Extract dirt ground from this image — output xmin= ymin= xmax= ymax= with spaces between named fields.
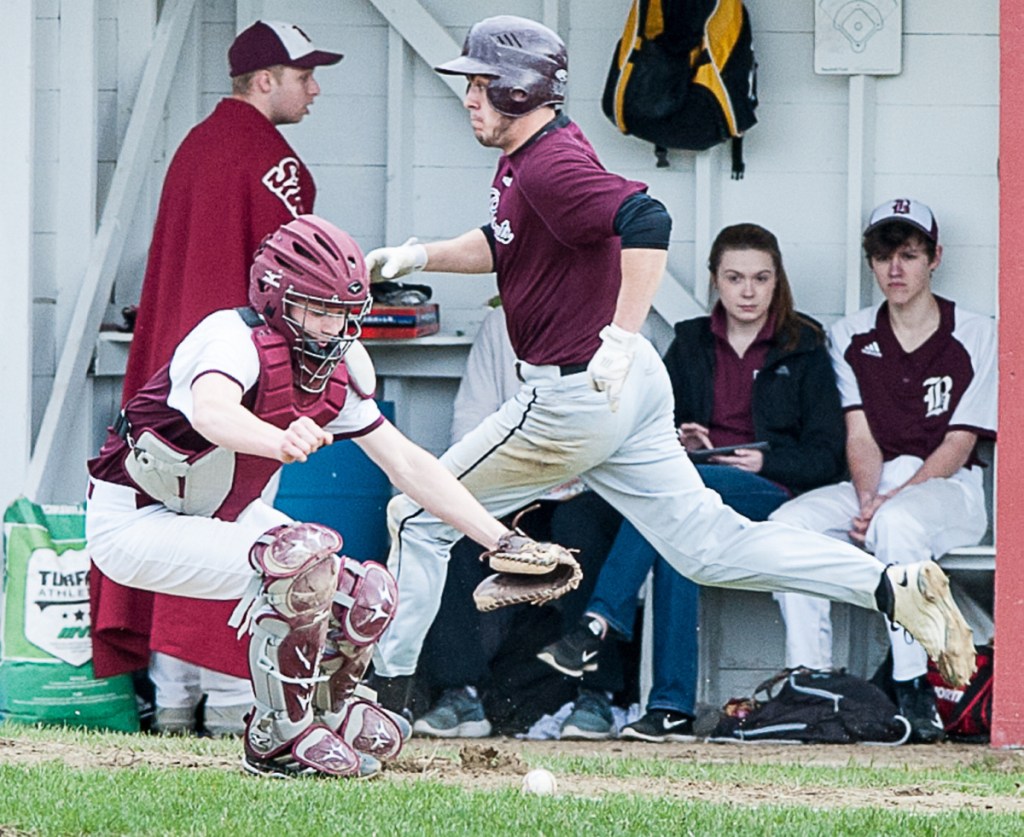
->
xmin=2 ymin=734 xmax=1023 ymax=814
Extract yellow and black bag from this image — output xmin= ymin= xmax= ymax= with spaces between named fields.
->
xmin=601 ymin=0 xmax=758 ymax=176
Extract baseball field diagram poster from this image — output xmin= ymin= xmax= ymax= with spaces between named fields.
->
xmin=814 ymin=0 xmax=902 ymax=75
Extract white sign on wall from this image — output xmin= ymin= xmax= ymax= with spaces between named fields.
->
xmin=814 ymin=0 xmax=902 ymax=75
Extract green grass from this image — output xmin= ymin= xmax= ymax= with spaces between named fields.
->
xmin=0 ymin=725 xmax=1021 ymax=835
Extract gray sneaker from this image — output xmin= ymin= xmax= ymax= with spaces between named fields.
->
xmin=886 ymin=562 xmax=975 ymax=687
xmin=560 ymin=688 xmax=614 ymax=740
xmin=203 ymin=703 xmax=249 ymax=738
xmin=153 ymin=706 xmax=196 ymax=736
xmin=412 ymin=687 xmax=492 ymax=738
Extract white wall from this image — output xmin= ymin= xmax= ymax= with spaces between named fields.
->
xmin=18 ymin=0 xmax=998 ymax=495
xmin=243 ymin=0 xmax=997 ymax=329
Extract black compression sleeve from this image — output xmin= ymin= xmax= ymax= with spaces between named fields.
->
xmin=614 ymin=192 xmax=672 ymax=250
xmin=480 ymin=223 xmax=497 ymax=265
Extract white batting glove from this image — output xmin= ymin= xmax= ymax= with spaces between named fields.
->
xmin=364 ymin=237 xmax=428 ymax=283
xmin=587 ymin=323 xmax=638 ymax=412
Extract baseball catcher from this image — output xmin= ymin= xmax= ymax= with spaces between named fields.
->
xmin=86 ymin=214 xmax=577 ymax=779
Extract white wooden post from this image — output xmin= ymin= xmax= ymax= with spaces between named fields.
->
xmin=0 ymin=4 xmax=34 ymax=511
xmin=845 ymin=74 xmax=876 ymax=316
xmin=57 ymin=2 xmax=97 ymax=349
xmin=114 ymin=1 xmax=158 ymax=315
xmin=693 ymin=149 xmax=719 ymax=310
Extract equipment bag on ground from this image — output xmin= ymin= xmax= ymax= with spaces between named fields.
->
xmin=602 ymin=0 xmax=758 ymax=175
xmin=709 ymin=668 xmax=911 ymax=744
xmin=926 ymin=644 xmax=993 ymax=742
xmin=0 ymin=497 xmax=138 ymax=731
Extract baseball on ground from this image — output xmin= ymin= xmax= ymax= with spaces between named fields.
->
xmin=521 ymin=768 xmax=558 ymax=795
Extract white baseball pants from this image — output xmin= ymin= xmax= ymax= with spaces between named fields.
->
xmin=374 ymin=338 xmax=893 ymax=677
xmin=86 ymin=478 xmax=290 ymax=599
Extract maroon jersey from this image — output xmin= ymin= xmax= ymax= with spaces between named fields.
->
xmin=489 ymin=115 xmax=647 ymax=366
xmin=829 ymin=297 xmax=997 ymax=465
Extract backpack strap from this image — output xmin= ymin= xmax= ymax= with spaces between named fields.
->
xmin=731 ymin=137 xmax=745 ymax=179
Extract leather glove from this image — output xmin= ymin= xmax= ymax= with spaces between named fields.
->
xmin=587 ymin=323 xmax=638 ymax=412
xmin=472 ymin=510 xmax=582 ymax=612
xmin=364 ymin=237 xmax=428 ymax=283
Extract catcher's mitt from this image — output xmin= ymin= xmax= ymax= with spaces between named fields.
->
xmin=472 ymin=514 xmax=582 ymax=612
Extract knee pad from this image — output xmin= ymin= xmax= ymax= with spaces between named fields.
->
xmin=250 ymin=523 xmax=344 ymax=623
xmin=314 ymin=559 xmax=397 ymax=718
xmin=330 ymin=558 xmax=398 ymax=646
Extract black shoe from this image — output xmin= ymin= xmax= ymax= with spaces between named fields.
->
xmin=536 ymin=617 xmax=604 ymax=677
xmin=893 ymin=676 xmax=945 ymax=743
xmin=620 ymin=710 xmax=696 ymax=743
xmin=366 ymin=673 xmax=415 ymax=723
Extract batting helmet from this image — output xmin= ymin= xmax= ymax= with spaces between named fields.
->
xmin=249 ymin=215 xmax=371 ymax=393
xmin=435 ymin=16 xmax=568 ymax=117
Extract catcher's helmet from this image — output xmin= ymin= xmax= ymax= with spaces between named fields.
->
xmin=249 ymin=215 xmax=371 ymax=394
xmin=435 ymin=16 xmax=567 ymax=117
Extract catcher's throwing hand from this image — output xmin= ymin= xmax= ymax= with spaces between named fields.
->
xmin=472 ymin=525 xmax=582 ymax=612
xmin=279 ymin=417 xmax=332 ymax=463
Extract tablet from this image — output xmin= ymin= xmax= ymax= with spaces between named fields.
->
xmin=687 ymin=441 xmax=771 ymax=464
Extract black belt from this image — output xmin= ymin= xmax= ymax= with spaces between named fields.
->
xmin=515 ymin=361 xmax=589 ymax=382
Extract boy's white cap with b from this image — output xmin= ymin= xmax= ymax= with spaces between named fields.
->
xmin=864 ymin=198 xmax=939 ymax=243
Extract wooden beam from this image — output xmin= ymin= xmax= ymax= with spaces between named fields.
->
xmin=693 ymin=148 xmax=718 ymax=310
xmin=25 ymin=0 xmax=198 ymax=502
xmin=0 ymin=4 xmax=33 ymax=511
xmin=992 ymin=1 xmax=1024 ymax=749
xmin=364 ymin=0 xmax=463 ymax=97
xmin=384 ymin=29 xmax=415 ymax=242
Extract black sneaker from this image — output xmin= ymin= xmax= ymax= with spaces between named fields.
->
xmin=536 ymin=617 xmax=604 ymax=677
xmin=893 ymin=676 xmax=945 ymax=744
xmin=620 ymin=710 xmax=696 ymax=743
xmin=366 ymin=673 xmax=415 ymax=723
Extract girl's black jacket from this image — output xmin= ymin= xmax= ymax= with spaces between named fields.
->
xmin=663 ymin=315 xmax=847 ymax=495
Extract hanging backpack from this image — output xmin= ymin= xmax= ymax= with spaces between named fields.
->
xmin=709 ymin=668 xmax=911 ymax=744
xmin=601 ymin=0 xmax=758 ymax=177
